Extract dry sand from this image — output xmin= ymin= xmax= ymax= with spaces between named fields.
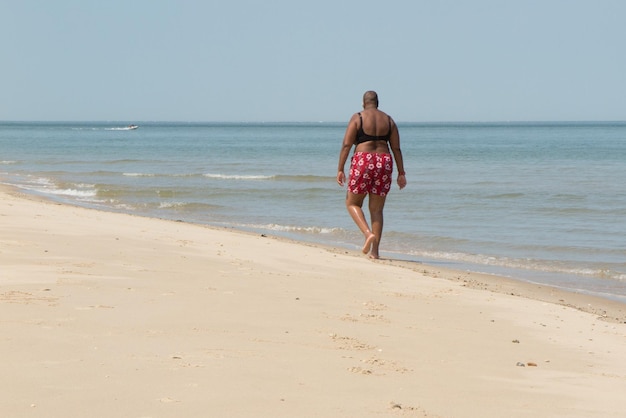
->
xmin=1 ymin=184 xmax=626 ymax=417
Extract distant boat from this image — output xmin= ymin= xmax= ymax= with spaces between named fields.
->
xmin=127 ymin=125 xmax=138 ymax=130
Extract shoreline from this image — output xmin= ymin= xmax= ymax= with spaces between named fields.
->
xmin=6 ymin=182 xmax=626 ymax=321
xmin=240 ymin=221 xmax=626 ymax=323
xmin=2 ymin=183 xmax=626 ymax=416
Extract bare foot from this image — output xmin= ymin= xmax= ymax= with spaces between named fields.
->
xmin=368 ymin=253 xmax=380 ymax=260
xmin=362 ymin=233 xmax=376 ymax=254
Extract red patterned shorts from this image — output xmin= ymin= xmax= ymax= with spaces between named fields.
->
xmin=348 ymin=152 xmax=393 ymax=196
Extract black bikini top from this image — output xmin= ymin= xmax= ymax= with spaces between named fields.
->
xmin=355 ymin=113 xmax=392 ymax=145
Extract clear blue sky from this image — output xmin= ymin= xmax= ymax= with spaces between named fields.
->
xmin=2 ymin=1 xmax=625 ymax=122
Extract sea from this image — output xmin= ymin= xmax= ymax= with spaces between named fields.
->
xmin=2 ymin=121 xmax=625 ymax=303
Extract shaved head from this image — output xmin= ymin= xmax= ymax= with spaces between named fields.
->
xmin=363 ymin=91 xmax=379 ymax=107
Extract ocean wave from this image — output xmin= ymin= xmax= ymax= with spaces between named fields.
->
xmin=50 ymin=188 xmax=98 ymax=198
xmin=123 ymin=172 xmax=209 ymax=178
xmin=18 ymin=181 xmax=98 ymax=199
xmin=239 ymin=223 xmax=342 ymax=235
xmin=274 ymin=174 xmax=333 ymax=182
xmin=202 ymin=173 xmax=333 ymax=182
xmin=123 ymin=172 xmax=157 ymax=177
xmin=486 ymin=192 xmax=525 ymax=199
xmin=104 ymin=159 xmax=146 ymax=164
xmin=57 ymin=183 xmax=102 ymax=200
xmin=28 ymin=178 xmax=99 ymax=199
xmin=1 ymin=160 xmax=17 ymax=165
xmin=405 ymin=249 xmax=626 ymax=281
xmin=158 ymin=201 xmax=188 ymax=209
xmin=267 ymin=224 xmax=342 ymax=234
xmin=152 ymin=201 xmax=223 ymax=211
xmin=117 ymin=172 xmax=334 ymax=182
xmin=203 ymin=173 xmax=276 ymax=180
xmin=95 ymin=187 xmax=192 ymax=199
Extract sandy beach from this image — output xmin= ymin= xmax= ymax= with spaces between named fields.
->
xmin=1 ymin=184 xmax=625 ymax=418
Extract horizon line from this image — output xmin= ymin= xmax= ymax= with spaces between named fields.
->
xmin=2 ymin=119 xmax=626 ymax=124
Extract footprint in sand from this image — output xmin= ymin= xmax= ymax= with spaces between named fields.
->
xmin=362 ymin=300 xmax=388 ymax=311
xmin=329 ymin=334 xmax=375 ymax=351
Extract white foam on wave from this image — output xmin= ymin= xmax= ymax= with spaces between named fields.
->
xmin=49 ymin=188 xmax=98 ymax=198
xmin=409 ymin=249 xmax=625 ymax=281
xmin=123 ymin=172 xmax=156 ymax=177
xmin=18 ymin=183 xmax=98 ymax=200
xmin=203 ymin=173 xmax=275 ymax=180
xmin=31 ymin=177 xmax=55 ymax=187
xmin=1 ymin=160 xmax=17 ymax=165
xmin=124 ymin=172 xmax=205 ymax=178
xmin=158 ymin=201 xmax=187 ymax=209
xmin=16 ymin=176 xmax=98 ymax=201
xmin=250 ymin=223 xmax=341 ymax=234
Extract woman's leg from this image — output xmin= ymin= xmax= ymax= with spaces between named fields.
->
xmin=345 ymin=192 xmax=377 ymax=254
xmin=368 ymin=194 xmax=386 ymax=259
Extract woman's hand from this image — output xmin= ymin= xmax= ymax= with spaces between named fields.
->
xmin=397 ymin=173 xmax=407 ymax=190
xmin=337 ymin=171 xmax=346 ymax=187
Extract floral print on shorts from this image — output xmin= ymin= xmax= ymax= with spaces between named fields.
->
xmin=348 ymin=152 xmax=393 ymax=196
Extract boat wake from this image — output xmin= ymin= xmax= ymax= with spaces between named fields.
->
xmin=106 ymin=125 xmax=138 ymax=131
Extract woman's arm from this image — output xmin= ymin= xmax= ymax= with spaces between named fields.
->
xmin=388 ymin=119 xmax=406 ymax=190
xmin=337 ymin=114 xmax=359 ymax=186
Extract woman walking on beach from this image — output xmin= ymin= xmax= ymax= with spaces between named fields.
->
xmin=336 ymin=91 xmax=406 ymax=259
